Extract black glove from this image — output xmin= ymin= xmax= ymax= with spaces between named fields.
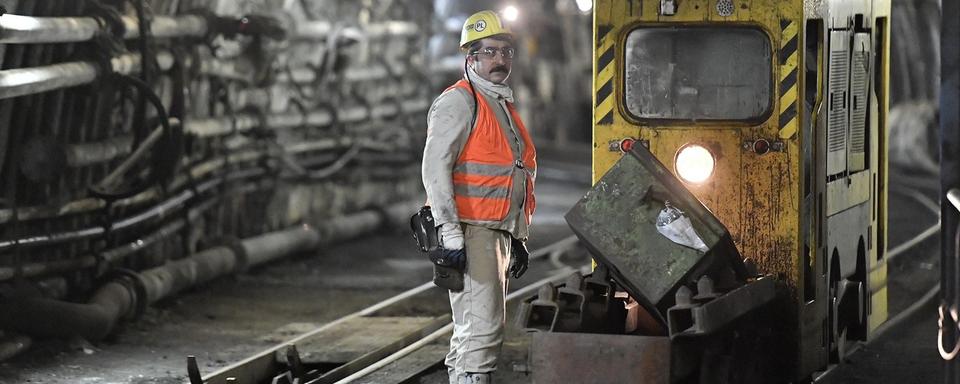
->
xmin=430 ymin=248 xmax=466 ymax=271
xmin=430 ymin=248 xmax=466 ymax=291
xmin=509 ymin=238 xmax=529 ymax=278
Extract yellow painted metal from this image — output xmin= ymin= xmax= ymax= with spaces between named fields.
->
xmin=592 ymin=0 xmax=891 ymax=377
xmin=594 ymin=0 xmax=802 ymax=297
xmin=869 ymin=0 xmax=892 ymax=339
xmin=826 ymin=171 xmax=871 ymax=216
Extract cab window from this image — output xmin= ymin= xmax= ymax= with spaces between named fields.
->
xmin=624 ymin=27 xmax=772 ymax=121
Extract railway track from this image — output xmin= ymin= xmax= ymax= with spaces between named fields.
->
xmin=183 ymin=178 xmax=941 ymax=384
xmin=186 ymin=235 xmax=586 ymax=384
xmin=814 ymin=184 xmax=942 ymax=382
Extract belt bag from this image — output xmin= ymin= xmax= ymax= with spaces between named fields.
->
xmin=410 ymin=206 xmax=464 ymax=291
xmin=410 ymin=206 xmax=440 ymax=253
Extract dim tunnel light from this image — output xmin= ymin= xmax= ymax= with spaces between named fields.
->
xmin=675 ymin=144 xmax=715 ymax=184
xmin=576 ymin=0 xmax=594 ymax=13
xmin=502 ymin=6 xmax=520 ymax=22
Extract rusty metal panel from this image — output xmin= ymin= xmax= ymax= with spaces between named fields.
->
xmin=530 ymin=332 xmax=670 ymax=384
xmin=668 ymin=276 xmax=777 ymax=337
xmin=565 ymin=145 xmax=744 ymax=324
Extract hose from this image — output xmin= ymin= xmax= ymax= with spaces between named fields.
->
xmin=0 ymin=201 xmax=420 ymax=342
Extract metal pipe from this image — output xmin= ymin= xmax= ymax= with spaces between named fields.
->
xmin=184 ymin=98 xmax=427 ymax=137
xmin=0 ymin=49 xmax=259 ymax=100
xmin=277 ymin=62 xmax=407 ymax=84
xmin=0 ymin=15 xmax=412 ymax=45
xmin=0 ymin=279 xmax=136 ymax=340
xmin=241 ymin=225 xmax=321 ymax=267
xmin=95 ymin=124 xmax=166 ymax=189
xmin=293 ymin=21 xmax=418 ymax=41
xmin=0 ymin=51 xmax=174 ymax=100
xmin=0 ymin=167 xmax=264 ymax=251
xmin=0 ymin=148 xmax=267 ymax=224
xmin=0 ymin=14 xmax=208 ymax=44
xmin=0 ymin=191 xmax=229 ymax=282
xmin=64 ymin=133 xmax=133 ymax=167
xmin=0 ymin=133 xmax=414 ymax=225
xmin=0 ymin=201 xmax=420 ymax=342
xmin=139 ymin=246 xmax=238 ymax=303
xmin=433 ymin=55 xmax=463 ymax=74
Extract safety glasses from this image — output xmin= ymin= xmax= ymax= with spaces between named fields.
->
xmin=471 ymin=46 xmax=516 ymax=59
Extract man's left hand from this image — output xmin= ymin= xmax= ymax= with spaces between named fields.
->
xmin=509 ymin=238 xmax=529 ymax=278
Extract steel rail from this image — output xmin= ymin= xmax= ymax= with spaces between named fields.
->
xmin=815 ymin=183 xmax=943 ymax=382
xmin=198 ymin=236 xmax=581 ymax=383
xmin=335 ymin=264 xmax=591 ymax=384
xmin=880 ymin=187 xmax=942 ymax=267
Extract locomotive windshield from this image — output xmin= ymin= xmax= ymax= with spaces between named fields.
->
xmin=624 ymin=27 xmax=772 ymax=122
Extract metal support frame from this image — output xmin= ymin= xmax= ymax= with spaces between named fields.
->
xmin=943 ymin=0 xmax=960 ymax=380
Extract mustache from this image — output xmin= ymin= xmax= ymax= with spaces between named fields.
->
xmin=490 ymin=66 xmax=509 ymax=74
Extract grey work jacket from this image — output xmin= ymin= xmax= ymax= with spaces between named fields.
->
xmin=422 ymin=76 xmax=530 ymax=240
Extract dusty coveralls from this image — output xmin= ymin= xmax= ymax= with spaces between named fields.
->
xmin=422 ymin=66 xmax=534 ymax=378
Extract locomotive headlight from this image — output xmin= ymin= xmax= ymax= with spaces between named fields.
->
xmin=675 ymin=144 xmax=715 ymax=184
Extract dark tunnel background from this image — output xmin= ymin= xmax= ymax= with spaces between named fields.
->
xmin=0 ymin=0 xmax=945 ymax=377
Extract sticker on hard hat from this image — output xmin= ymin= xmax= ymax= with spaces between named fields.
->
xmin=474 ymin=20 xmax=487 ymax=32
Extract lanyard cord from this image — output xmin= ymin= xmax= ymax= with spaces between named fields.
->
xmin=463 ymin=57 xmax=479 ymax=130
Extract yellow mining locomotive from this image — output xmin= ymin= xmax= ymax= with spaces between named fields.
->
xmin=591 ymin=0 xmax=891 ymax=380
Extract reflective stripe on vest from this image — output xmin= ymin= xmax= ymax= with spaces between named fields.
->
xmin=447 ymin=79 xmax=537 ymax=223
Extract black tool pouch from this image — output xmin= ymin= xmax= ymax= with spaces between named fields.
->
xmin=410 ymin=206 xmax=439 ymax=252
xmin=410 ymin=206 xmax=465 ymax=291
xmin=430 ymin=249 xmax=465 ymax=291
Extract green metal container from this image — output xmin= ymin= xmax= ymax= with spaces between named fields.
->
xmin=565 ymin=146 xmax=745 ymax=327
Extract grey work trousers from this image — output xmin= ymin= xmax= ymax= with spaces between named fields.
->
xmin=445 ymin=224 xmax=512 ymax=377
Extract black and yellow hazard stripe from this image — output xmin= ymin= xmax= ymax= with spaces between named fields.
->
xmin=778 ymin=18 xmax=799 ymax=139
xmin=595 ymin=24 xmax=615 ymax=126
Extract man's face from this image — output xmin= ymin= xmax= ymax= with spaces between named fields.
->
xmin=468 ymin=37 xmax=514 ymax=84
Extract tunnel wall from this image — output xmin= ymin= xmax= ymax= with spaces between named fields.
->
xmin=888 ymin=0 xmax=942 ymax=173
xmin=0 ymin=0 xmax=430 ymax=305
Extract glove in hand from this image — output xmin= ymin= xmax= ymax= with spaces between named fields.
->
xmin=509 ymin=238 xmax=529 ymax=278
xmin=431 ymin=248 xmax=466 ymax=271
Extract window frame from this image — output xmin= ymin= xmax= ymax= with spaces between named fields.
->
xmin=619 ymin=23 xmax=776 ymax=126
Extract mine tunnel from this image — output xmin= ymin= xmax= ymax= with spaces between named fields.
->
xmin=0 ymin=0 xmax=956 ymax=383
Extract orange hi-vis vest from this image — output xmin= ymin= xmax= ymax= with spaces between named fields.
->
xmin=448 ymin=79 xmax=537 ymax=225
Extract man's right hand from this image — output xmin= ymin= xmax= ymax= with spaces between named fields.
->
xmin=440 ymin=223 xmax=464 ymax=250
